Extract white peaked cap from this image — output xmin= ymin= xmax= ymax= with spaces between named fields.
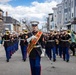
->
xmin=47 ymin=31 xmax=50 ymax=33
xmin=22 ymin=28 xmax=26 ymax=30
xmin=5 ymin=28 xmax=9 ymax=30
xmin=62 ymin=27 xmax=67 ymax=30
xmin=30 ymin=21 xmax=39 ymax=25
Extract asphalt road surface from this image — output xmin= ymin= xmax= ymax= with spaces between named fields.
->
xmin=0 ymin=45 xmax=76 ymax=75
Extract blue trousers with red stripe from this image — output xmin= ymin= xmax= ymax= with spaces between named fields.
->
xmin=59 ymin=46 xmax=63 ymax=58
xmin=20 ymin=45 xmax=27 ymax=60
xmin=45 ymin=47 xmax=52 ymax=60
xmin=62 ymin=47 xmax=70 ymax=61
xmin=29 ymin=56 xmax=41 ymax=75
xmin=45 ymin=46 xmax=56 ymax=60
xmin=4 ymin=46 xmax=11 ymax=61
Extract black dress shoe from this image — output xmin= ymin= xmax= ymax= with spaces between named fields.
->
xmin=73 ymin=54 xmax=75 ymax=56
xmin=66 ymin=60 xmax=69 ymax=62
xmin=63 ymin=59 xmax=65 ymax=61
xmin=23 ymin=59 xmax=26 ymax=62
xmin=53 ymin=59 xmax=56 ymax=62
xmin=6 ymin=60 xmax=9 ymax=62
xmin=49 ymin=58 xmax=51 ymax=60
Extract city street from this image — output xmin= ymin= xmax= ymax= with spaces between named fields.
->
xmin=0 ymin=45 xmax=76 ymax=75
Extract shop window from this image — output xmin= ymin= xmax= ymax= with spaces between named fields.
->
xmin=72 ymin=13 xmax=73 ymax=17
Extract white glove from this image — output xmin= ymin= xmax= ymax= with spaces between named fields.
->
xmin=27 ymin=35 xmax=37 ymax=42
xmin=31 ymin=35 xmax=37 ymax=39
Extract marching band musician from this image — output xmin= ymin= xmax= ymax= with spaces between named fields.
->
xmin=13 ymin=32 xmax=19 ymax=51
xmin=27 ymin=21 xmax=44 ymax=75
xmin=61 ymin=28 xmax=71 ymax=62
xmin=9 ymin=33 xmax=15 ymax=57
xmin=2 ymin=28 xmax=11 ymax=62
xmin=59 ymin=29 xmax=64 ymax=58
xmin=54 ymin=30 xmax=60 ymax=56
xmin=45 ymin=29 xmax=56 ymax=62
xmin=19 ymin=28 xmax=28 ymax=61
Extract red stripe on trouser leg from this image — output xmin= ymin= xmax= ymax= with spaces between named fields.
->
xmin=40 ymin=66 xmax=41 ymax=75
xmin=30 ymin=67 xmax=32 ymax=75
xmin=35 ymin=66 xmax=41 ymax=75
xmin=30 ymin=67 xmax=35 ymax=75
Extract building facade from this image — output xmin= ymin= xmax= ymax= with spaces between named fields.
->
xmin=47 ymin=13 xmax=54 ymax=31
xmin=53 ymin=0 xmax=76 ymax=32
xmin=3 ymin=16 xmax=21 ymax=33
xmin=57 ymin=3 xmax=63 ymax=30
xmin=0 ymin=9 xmax=4 ymax=34
xmin=62 ymin=0 xmax=71 ymax=29
xmin=62 ymin=0 xmax=76 ymax=31
xmin=52 ymin=7 xmax=58 ymax=29
xmin=53 ymin=2 xmax=63 ymax=30
xmin=71 ymin=0 xmax=76 ymax=31
xmin=0 ymin=9 xmax=21 ymax=33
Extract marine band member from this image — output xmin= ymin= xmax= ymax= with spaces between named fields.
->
xmin=27 ymin=21 xmax=44 ymax=75
xmin=45 ymin=29 xmax=56 ymax=62
xmin=19 ymin=28 xmax=28 ymax=61
xmin=2 ymin=28 xmax=10 ymax=62
xmin=61 ymin=28 xmax=71 ymax=62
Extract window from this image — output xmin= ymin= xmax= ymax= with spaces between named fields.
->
xmin=64 ymin=9 xmax=68 ymax=13
xmin=72 ymin=13 xmax=73 ymax=17
xmin=68 ymin=7 xmax=70 ymax=11
xmin=59 ymin=11 xmax=61 ymax=13
xmin=71 ymin=1 xmax=73 ymax=7
xmin=65 ymin=2 xmax=67 ymax=7
xmin=65 ymin=13 xmax=67 ymax=21
xmin=75 ymin=0 xmax=76 ymax=6
xmin=4 ymin=18 xmax=6 ymax=22
xmin=69 ymin=12 xmax=71 ymax=19
xmin=60 ymin=21 xmax=61 ymax=24
xmin=51 ymin=26 xmax=52 ymax=29
xmin=69 ymin=2 xmax=71 ymax=6
xmin=65 ymin=18 xmax=67 ymax=21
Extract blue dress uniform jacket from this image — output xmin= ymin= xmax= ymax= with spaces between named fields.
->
xmin=2 ymin=35 xmax=10 ymax=47
xmin=28 ymin=31 xmax=43 ymax=58
xmin=19 ymin=34 xmax=28 ymax=46
xmin=19 ymin=33 xmax=28 ymax=61
xmin=61 ymin=34 xmax=71 ymax=47
xmin=45 ymin=34 xmax=56 ymax=61
xmin=2 ymin=34 xmax=11 ymax=62
xmin=61 ymin=34 xmax=71 ymax=62
xmin=55 ymin=34 xmax=60 ymax=56
xmin=59 ymin=34 xmax=63 ymax=58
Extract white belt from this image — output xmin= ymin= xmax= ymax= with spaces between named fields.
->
xmin=34 ymin=45 xmax=41 ymax=48
xmin=4 ymin=40 xmax=10 ymax=41
xmin=47 ymin=40 xmax=55 ymax=42
xmin=20 ymin=39 xmax=25 ymax=40
xmin=61 ymin=40 xmax=69 ymax=42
